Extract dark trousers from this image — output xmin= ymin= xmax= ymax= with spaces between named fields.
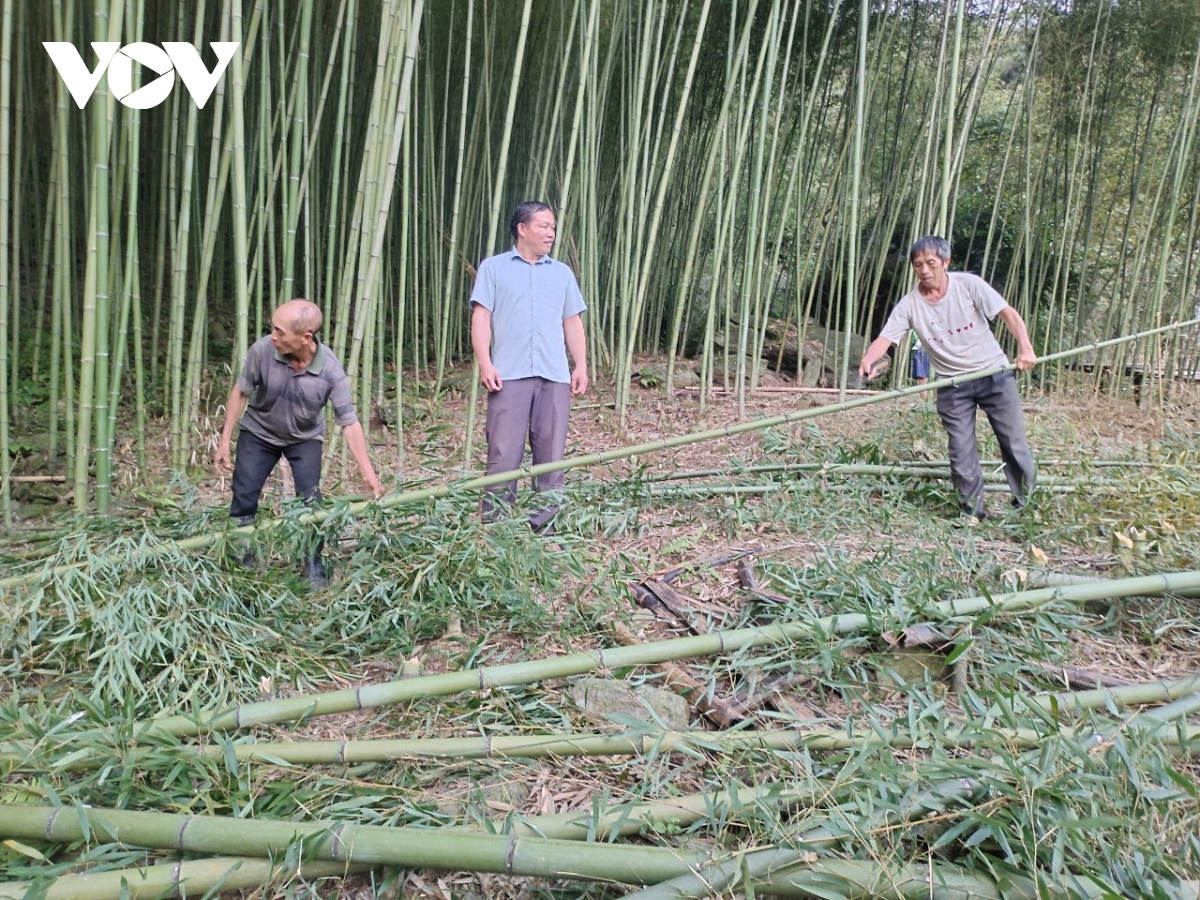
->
xmin=229 ymin=429 xmax=323 ymax=523
xmin=936 ymin=371 xmax=1035 ymax=516
xmin=482 ymin=377 xmax=571 ymax=533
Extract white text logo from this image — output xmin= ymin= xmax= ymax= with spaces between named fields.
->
xmin=43 ymin=42 xmax=240 ymax=109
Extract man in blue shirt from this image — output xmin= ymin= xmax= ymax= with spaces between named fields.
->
xmin=470 ymin=201 xmax=589 ymax=533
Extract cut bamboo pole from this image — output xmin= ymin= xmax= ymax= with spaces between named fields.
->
xmin=0 ymin=804 xmax=1131 ymax=898
xmin=628 ymin=778 xmax=985 ymax=900
xmin=8 ymin=675 xmax=1198 ymax=770
xmin=26 ymin=575 xmax=1200 ymax=744
xmin=9 ymin=717 xmax=1197 ymax=772
xmin=0 ymin=857 xmax=365 ymax=900
xmin=0 ymin=803 xmax=712 ymax=888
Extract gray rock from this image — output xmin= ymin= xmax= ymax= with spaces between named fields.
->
xmin=571 ymin=678 xmax=690 ymax=730
xmin=636 ymin=362 xmax=701 ymax=389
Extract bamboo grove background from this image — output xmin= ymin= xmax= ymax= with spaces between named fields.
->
xmin=0 ymin=0 xmax=1199 ymax=520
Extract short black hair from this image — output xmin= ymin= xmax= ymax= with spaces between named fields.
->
xmin=909 ymin=235 xmax=951 ymax=262
xmin=510 ymin=200 xmax=553 ymax=241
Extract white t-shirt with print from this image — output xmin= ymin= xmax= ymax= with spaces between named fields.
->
xmin=879 ymin=272 xmax=1009 ymax=378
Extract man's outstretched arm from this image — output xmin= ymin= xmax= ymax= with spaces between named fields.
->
xmin=858 ymin=336 xmax=895 ymax=379
xmin=215 ymin=385 xmax=249 ymax=472
xmin=342 ymin=421 xmax=384 ymax=498
xmin=997 ymin=307 xmax=1037 ymax=370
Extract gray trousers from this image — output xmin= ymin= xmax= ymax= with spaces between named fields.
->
xmin=482 ymin=377 xmax=571 ymax=533
xmin=936 ymin=371 xmax=1035 ymax=516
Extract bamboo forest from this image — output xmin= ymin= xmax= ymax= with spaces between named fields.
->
xmin=2 ymin=0 xmax=1200 ymax=897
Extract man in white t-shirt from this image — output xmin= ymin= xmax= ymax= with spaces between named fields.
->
xmin=858 ymin=236 xmax=1037 ymax=520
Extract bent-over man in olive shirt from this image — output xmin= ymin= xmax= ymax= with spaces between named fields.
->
xmin=470 ymin=201 xmax=589 ymax=534
xmin=216 ymin=298 xmax=384 ymax=587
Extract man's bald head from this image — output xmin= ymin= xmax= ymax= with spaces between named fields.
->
xmin=277 ymin=298 xmax=323 ymax=337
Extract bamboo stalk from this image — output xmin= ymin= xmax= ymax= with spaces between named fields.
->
xmin=10 ymin=717 xmax=1197 ymax=774
xmin=0 ymin=0 xmax=11 ymax=524
xmin=0 ymin=857 xmax=366 ymax=900
xmin=9 ymin=676 xmax=1197 ymax=770
xmin=0 ymin=803 xmax=1134 ymax=897
xmin=41 ymin=573 xmax=1200 ymax=742
xmin=629 ymin=778 xmax=985 ymax=900
xmin=0 ymin=803 xmax=712 ymax=887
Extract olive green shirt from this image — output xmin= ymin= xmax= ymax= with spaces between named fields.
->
xmin=236 ymin=336 xmax=357 ymax=446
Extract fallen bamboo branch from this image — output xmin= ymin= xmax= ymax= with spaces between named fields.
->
xmin=4 ymin=320 xmax=1197 ymax=591
xmin=1027 ymin=660 xmax=1136 ymax=690
xmin=648 ymin=545 xmax=762 ymax=584
xmin=634 ymin=578 xmax=709 ymax=634
xmin=627 ymin=779 xmax=985 ymax=900
xmin=28 ymin=570 xmax=1200 ymax=743
xmin=7 ymin=679 xmax=1199 ymax=769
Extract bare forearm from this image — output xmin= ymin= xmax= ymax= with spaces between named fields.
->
xmin=342 ymin=421 xmax=382 ymax=491
xmin=863 ymin=336 xmax=893 ymax=365
xmin=999 ymin=307 xmax=1033 ymax=351
xmin=220 ymin=387 xmax=248 ymax=440
xmin=471 ymin=306 xmax=493 ymax=367
xmin=563 ymin=315 xmax=587 ymax=369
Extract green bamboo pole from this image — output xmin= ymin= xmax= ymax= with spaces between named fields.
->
xmin=75 ymin=0 xmax=124 ymax=512
xmin=35 ymin=571 xmax=1200 ymax=742
xmin=650 ymin=459 xmax=1188 ymax=482
xmin=16 ymin=715 xmax=1198 ymax=773
xmin=228 ymin=0 xmax=252 ymax=371
xmin=4 ymin=0 xmax=18 ymax=423
xmin=462 ymin=0 xmax=532 ymax=465
xmin=616 ymin=0 xmax=713 ymax=420
xmin=0 ymin=858 xmax=365 ymax=900
xmin=0 ymin=803 xmax=712 ymax=888
xmin=839 ymin=0 xmax=868 ymax=399
xmin=1023 ymin=570 xmax=1200 ymax=600
xmin=104 ymin=0 xmax=145 ymax=479
xmin=628 ymin=778 xmax=986 ymax=900
xmin=0 ymin=804 xmax=1126 ymax=898
xmin=343 ymin=0 xmax=424 ymax=388
xmin=433 ymin=0 xmax=473 ymax=392
xmin=166 ymin=0 xmax=204 ymax=469
xmin=88 ymin=0 xmax=125 ymax=514
xmin=47 ymin=0 xmax=74 ymax=474
xmin=0 ymin=0 xmax=12 ymax=522
xmin=8 ymin=676 xmax=1196 ymax=770
xmin=1 ymin=319 xmax=1197 ymax=592
xmin=280 ymin=0 xmax=314 ymax=299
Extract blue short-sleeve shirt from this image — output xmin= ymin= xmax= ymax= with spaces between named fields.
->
xmin=470 ymin=248 xmax=587 ymax=383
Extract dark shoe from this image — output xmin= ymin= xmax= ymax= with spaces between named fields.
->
xmin=960 ymin=502 xmax=987 ymax=520
xmin=305 ymin=558 xmax=330 ymax=589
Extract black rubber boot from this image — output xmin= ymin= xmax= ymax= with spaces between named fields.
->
xmin=305 ymin=541 xmax=330 ymax=589
xmin=232 ymin=516 xmax=258 ymax=569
